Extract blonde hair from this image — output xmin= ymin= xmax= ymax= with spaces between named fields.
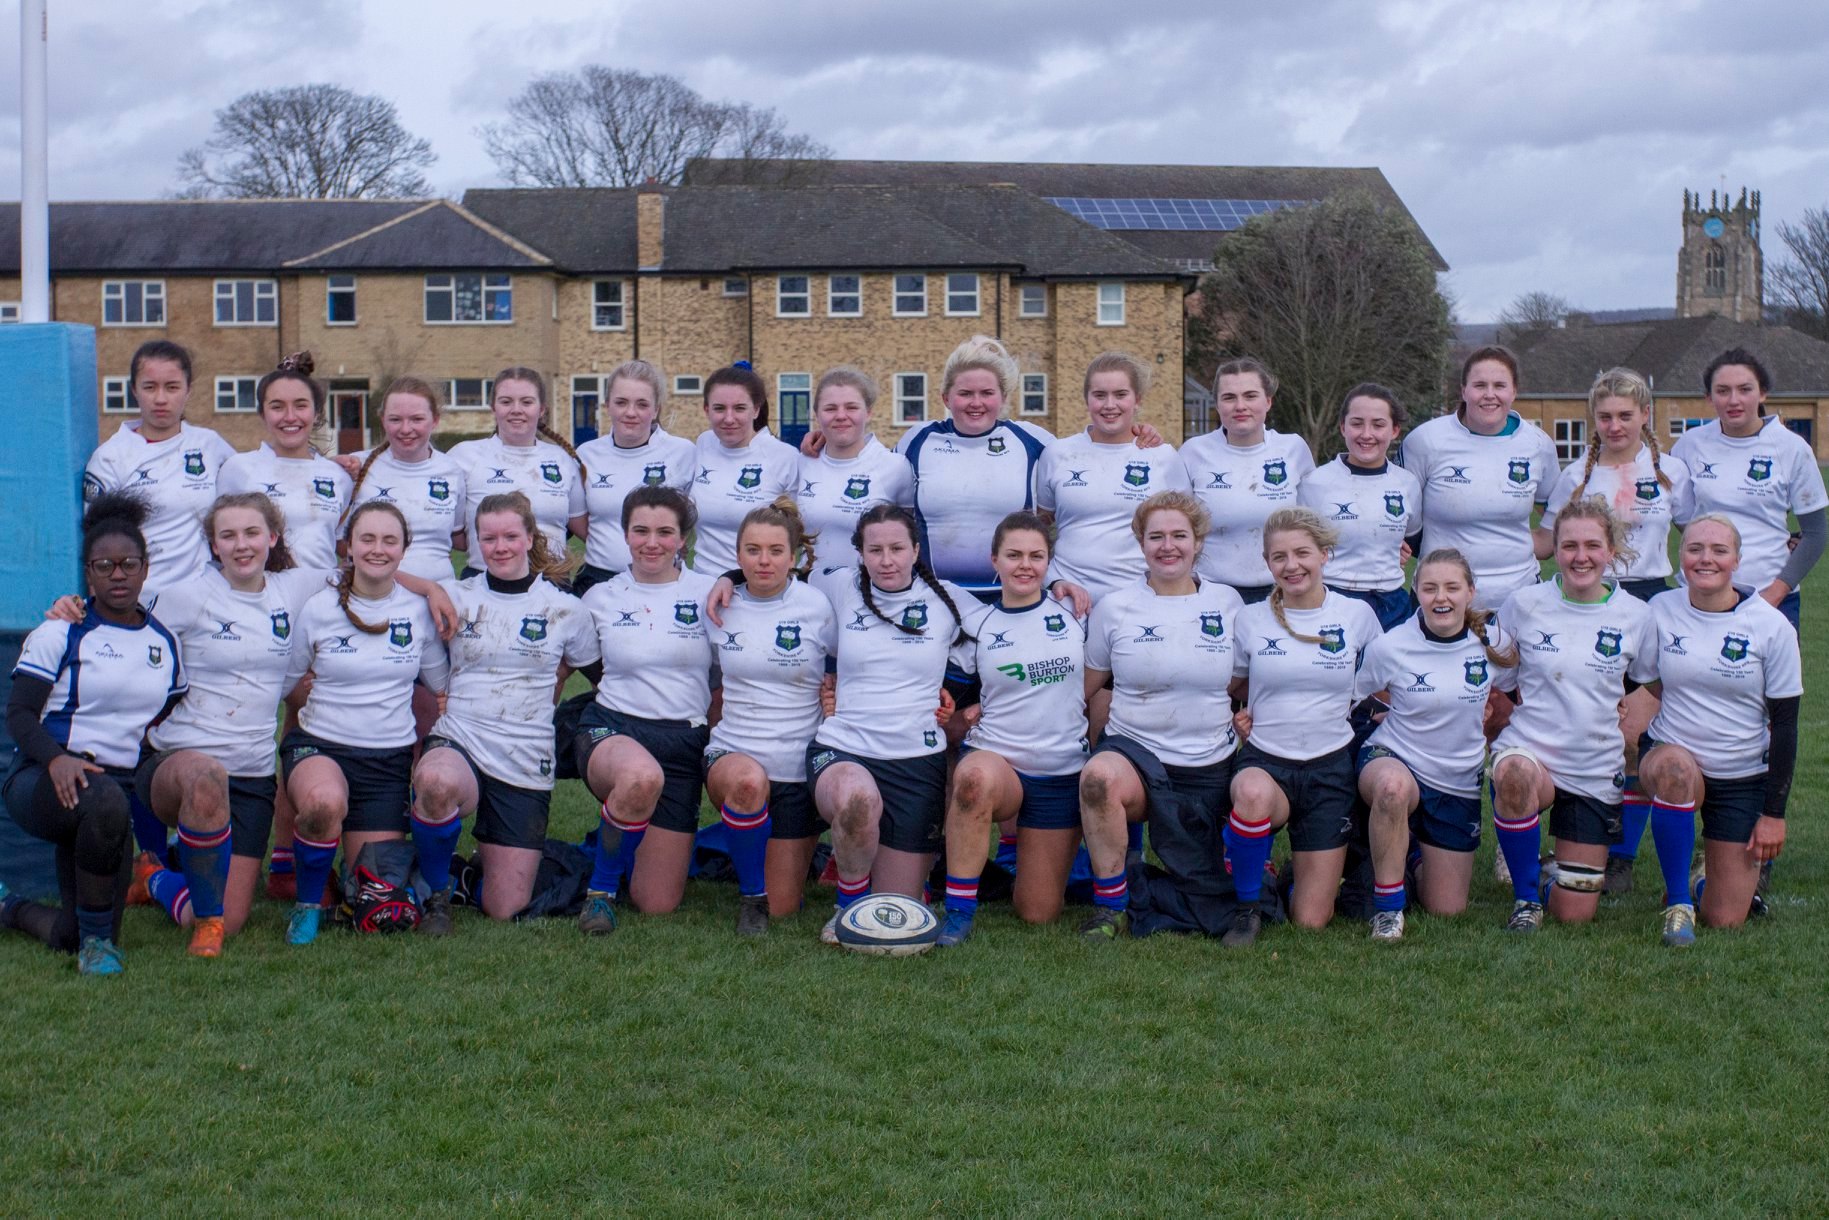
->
xmin=1129 ymin=490 xmax=1210 ymax=546
xmin=475 ymin=491 xmax=577 ymax=583
xmin=1415 ymin=548 xmax=1518 ymax=666
xmin=1682 ymin=513 xmax=1742 ymax=553
xmin=605 ymin=360 xmax=668 ymax=411
xmin=816 ymin=366 xmax=879 ymax=412
xmin=941 ymin=335 xmax=1019 ymax=404
xmin=1569 ymin=366 xmax=1669 ymax=501
xmin=1083 ymin=351 xmax=1150 ymax=399
xmin=1262 ymin=507 xmax=1337 ymax=645
xmin=1552 ymin=495 xmax=1639 ymax=571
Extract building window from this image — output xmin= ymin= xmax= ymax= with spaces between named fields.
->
xmin=570 ymin=375 xmax=605 ymax=435
xmin=1704 ymin=244 xmax=1726 ymax=293
xmin=776 ymin=275 xmax=811 ymax=317
xmin=1097 ymin=281 xmax=1126 ymax=326
xmin=778 ymin=372 xmax=812 ymax=436
xmin=592 ymin=280 xmax=627 ymax=330
xmin=214 ymin=376 xmax=259 ymax=414
xmin=1668 ymin=417 xmax=1710 ymax=439
xmin=326 ymin=275 xmax=357 ymax=325
xmin=425 ymin=274 xmax=512 ymax=324
xmin=0 ymin=301 xmax=20 ymax=323
xmin=828 ymin=274 xmax=861 ymax=317
xmin=103 ymin=377 xmax=132 ymax=414
xmin=894 ymin=274 xmax=927 ymax=317
xmin=722 ymin=277 xmax=748 ymax=297
xmin=1020 ymin=374 xmax=1048 ymax=416
xmin=1552 ymin=418 xmax=1586 ymax=464
xmin=102 ymin=280 xmax=165 ymax=327
xmin=894 ymin=373 xmax=928 ymax=425
xmin=1018 ymin=284 xmax=1047 ymax=318
xmin=673 ymin=374 xmax=703 ymax=396
xmin=447 ymin=378 xmax=494 ymax=410
xmin=945 ymin=273 xmax=981 ymax=316
xmin=214 ymin=279 xmax=277 ymax=326
xmin=1183 ymin=392 xmax=1216 ymax=439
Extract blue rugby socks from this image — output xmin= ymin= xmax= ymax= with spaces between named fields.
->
xmin=994 ymin=833 xmax=1018 ymax=872
xmin=76 ymin=904 xmax=113 ymax=946
xmin=411 ymin=811 xmax=463 ymax=895
xmin=148 ymin=867 xmax=191 ymax=925
xmin=176 ymin=821 xmax=230 ymax=919
xmin=1374 ymin=879 xmax=1406 ymax=913
xmin=1612 ymin=790 xmax=1652 ymax=862
xmin=1092 ymin=871 xmax=1128 ymax=912
xmin=835 ymin=872 xmax=870 ymax=911
xmin=1494 ymin=811 xmax=1543 ymax=903
xmin=1650 ymin=800 xmax=1697 ymax=907
xmin=720 ymin=802 xmax=771 ymax=899
xmin=589 ymin=804 xmax=647 ymax=898
xmin=944 ymin=874 xmax=979 ymax=917
xmin=1224 ymin=811 xmax=1274 ymax=904
xmin=129 ymin=792 xmax=168 ymax=859
xmin=293 ymin=833 xmax=339 ymax=911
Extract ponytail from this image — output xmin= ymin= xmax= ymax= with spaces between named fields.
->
xmin=739 ymin=495 xmax=819 ymax=580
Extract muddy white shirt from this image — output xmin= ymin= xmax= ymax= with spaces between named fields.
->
xmin=1359 ymin=613 xmax=1513 ymax=798
xmin=795 ymin=437 xmax=915 ymax=574
xmin=581 ymin=569 xmax=716 ymax=723
xmin=1036 ymin=432 xmax=1192 ymax=602
xmin=218 ymin=443 xmax=353 ymax=571
xmin=84 ymin=420 xmax=238 ymax=600
xmin=1647 ymin=588 xmax=1802 ymax=780
xmin=1179 ymin=429 xmax=1315 ymax=588
xmin=347 ymin=448 xmax=468 ymax=582
xmin=286 ymin=583 xmax=449 ymax=750
xmin=576 ymin=428 xmax=699 ymax=573
xmin=706 ymin=580 xmax=837 ymax=782
xmin=1233 ymin=591 xmax=1383 ymax=761
xmin=1541 ymin=446 xmax=1694 ymax=583
xmin=1088 ymin=578 xmax=1245 ymax=768
xmin=1297 ymin=456 xmax=1421 ymax=592
xmin=448 ymin=436 xmax=585 ymax=571
xmin=1672 ymin=417 xmax=1829 ymax=589
xmin=816 ymin=574 xmax=973 ymax=760
xmin=689 ymin=430 xmax=800 ymax=578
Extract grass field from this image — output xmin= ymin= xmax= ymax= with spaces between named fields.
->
xmin=2 ymin=583 xmax=1826 ymax=1216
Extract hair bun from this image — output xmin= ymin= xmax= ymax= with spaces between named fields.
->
xmin=278 ymin=351 xmax=316 ymax=378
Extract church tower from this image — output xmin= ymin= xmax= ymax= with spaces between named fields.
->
xmin=1677 ymin=187 xmax=1762 ymax=322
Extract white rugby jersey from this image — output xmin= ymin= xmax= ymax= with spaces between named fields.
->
xmin=1087 ymin=578 xmax=1245 ymax=768
xmin=1036 ymin=432 xmax=1193 ymax=602
xmin=286 ymin=584 xmax=449 ymax=750
xmin=1541 ymin=446 xmax=1694 ymax=583
xmin=1647 ymin=588 xmax=1802 ymax=779
xmin=1179 ymin=429 xmax=1315 ymax=588
xmin=1400 ymin=412 xmax=1559 ymax=609
xmin=795 ymin=438 xmax=916 ymax=576
xmin=13 ymin=607 xmax=185 ymax=770
xmin=1297 ymin=456 xmax=1421 ymax=592
xmin=576 ymin=429 xmax=698 ymax=573
xmin=1233 ymin=591 xmax=1383 ymax=761
xmin=706 ymin=580 xmax=836 ymax=782
xmin=688 ymin=430 xmax=800 ymax=578
xmin=218 ymin=444 xmax=353 ymax=571
xmin=816 ymin=574 xmax=974 ymax=760
xmin=83 ymin=421 xmax=238 ymax=600
xmin=347 ymin=448 xmax=467 ymax=582
xmin=1358 ymin=614 xmax=1513 ymax=798
xmin=1492 ymin=579 xmax=1657 ymax=802
xmin=146 ymin=566 xmax=332 ymax=776
xmin=899 ymin=419 xmax=1052 ymax=594
xmin=1672 ymin=417 xmax=1829 ymax=589
xmin=432 ymin=575 xmax=600 ymax=790
xmin=954 ymin=596 xmax=1089 ymax=776
xmin=581 ymin=569 xmax=716 ymax=724
xmin=448 ymin=436 xmax=586 ymax=570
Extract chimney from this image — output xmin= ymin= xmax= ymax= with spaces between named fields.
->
xmin=638 ymin=183 xmax=665 ymax=271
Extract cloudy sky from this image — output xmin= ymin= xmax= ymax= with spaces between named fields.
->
xmin=4 ymin=0 xmax=1825 ymax=319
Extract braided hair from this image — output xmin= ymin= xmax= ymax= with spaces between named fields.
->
xmin=204 ymin=492 xmax=297 ymax=573
xmin=850 ymin=504 xmax=973 ymax=645
xmin=342 ymin=376 xmax=444 ymax=529
xmin=1572 ymin=367 xmax=1669 ymax=501
xmin=1416 ymin=548 xmax=1518 ymax=666
xmin=335 ymin=501 xmax=412 ymax=634
xmin=1262 ymin=506 xmax=1338 ymax=646
xmin=475 ymin=491 xmax=576 ymax=583
xmin=494 ymin=367 xmax=589 ymax=482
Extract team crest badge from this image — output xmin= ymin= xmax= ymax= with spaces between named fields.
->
xmin=1317 ymin=625 xmax=1346 ymax=655
xmin=313 ymin=478 xmax=336 ymax=499
xmin=1200 ymin=612 xmax=1225 ymax=639
xmin=1635 ymin=478 xmax=1659 ymax=502
xmin=924 ymin=730 xmax=939 ymax=748
xmin=1263 ymin=459 xmax=1287 ymax=487
xmin=1748 ymin=457 xmax=1772 ymax=482
xmin=900 ymin=602 xmax=929 ymax=631
xmin=1123 ymin=462 xmax=1150 ymax=488
xmin=1044 ymin=613 xmax=1066 ymax=635
xmin=843 ymin=476 xmax=871 ymax=501
xmin=539 ymin=758 xmax=552 ymax=777
xmin=1594 ymin=628 xmax=1622 ymax=659
xmin=1383 ymin=492 xmax=1405 ymax=519
xmin=540 ymin=461 xmax=563 ymax=485
xmin=427 ymin=478 xmax=450 ymax=501
xmin=737 ymin=465 xmax=762 ymax=490
xmin=270 ymin=610 xmax=290 ymax=640
xmin=183 ymin=450 xmax=205 ymax=477
xmin=775 ymin=623 xmax=802 ymax=651
xmin=1464 ymin=657 xmax=1489 ymax=687
xmin=642 ymin=463 xmax=666 ymax=486
xmin=674 ymin=601 xmax=700 ymax=627
xmin=389 ymin=619 xmax=413 ymax=649
xmin=1507 ymin=458 xmax=1531 ymax=485
xmin=987 ymin=436 xmax=1007 ymax=455
xmin=519 ymin=616 xmax=548 ymax=643
xmin=1721 ymin=633 xmax=1750 ymax=663
xmin=147 ymin=644 xmax=163 ymax=666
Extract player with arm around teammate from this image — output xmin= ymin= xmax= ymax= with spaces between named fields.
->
xmin=688 ymin=364 xmax=799 ymax=579
xmin=216 ymin=352 xmax=352 ymax=570
xmin=1298 ymin=383 xmax=1422 ymax=630
xmin=409 ymin=492 xmax=599 ymax=932
xmin=1638 ymin=516 xmax=1802 ymax=943
xmin=795 ymin=367 xmax=915 ymax=603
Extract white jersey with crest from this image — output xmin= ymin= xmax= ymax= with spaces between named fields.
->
xmin=217 ymin=444 xmax=353 ymax=571
xmin=796 ymin=437 xmax=915 ymax=572
xmin=1492 ymin=580 xmax=1657 ymax=802
xmin=1647 ymin=588 xmax=1802 ymax=780
xmin=432 ymin=575 xmax=599 ymax=790
xmin=576 ymin=429 xmax=699 ymax=573
xmin=146 ymin=566 xmax=332 ymax=776
xmin=1358 ymin=613 xmax=1513 ymax=798
xmin=286 ymin=584 xmax=449 ymax=750
xmin=816 ymin=574 xmax=973 ymax=760
xmin=1036 ymin=432 xmax=1193 ymax=602
xmin=13 ymin=608 xmax=185 ymax=771
xmin=1297 ymin=456 xmax=1421 ymax=591
xmin=581 ymin=569 xmax=716 ymax=724
xmin=1087 ymin=578 xmax=1246 ymax=768
xmin=706 ymin=580 xmax=837 ymax=782
xmin=898 ymin=418 xmax=1053 ymax=595
xmin=448 ymin=436 xmax=585 ymax=570
xmin=954 ymin=596 xmax=1089 ymax=777
xmin=1540 ymin=446 xmax=1694 ymax=583
xmin=689 ymin=430 xmax=800 ymax=578
xmin=83 ymin=420 xmax=238 ymax=600
xmin=1400 ymin=412 xmax=1559 ymax=608
xmin=347 ymin=447 xmax=467 ymax=582
xmin=1179 ymin=429 xmax=1315 ymax=588
xmin=1233 ymin=591 xmax=1383 ymax=761
xmin=1672 ymin=417 xmax=1829 ymax=589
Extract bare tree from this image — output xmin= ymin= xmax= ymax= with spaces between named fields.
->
xmin=1495 ymin=290 xmax=1575 ymax=345
xmin=480 ymin=67 xmax=829 ymax=188
xmin=176 ymin=85 xmax=435 ymax=199
xmin=1769 ymin=206 xmax=1829 ymax=341
xmin=1189 ymin=193 xmax=1453 ymax=454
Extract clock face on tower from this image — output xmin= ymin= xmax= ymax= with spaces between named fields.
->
xmin=1703 ymin=216 xmax=1726 ymax=239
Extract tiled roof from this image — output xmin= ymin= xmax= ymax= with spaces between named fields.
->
xmin=1510 ymin=316 xmax=1829 ymax=395
xmin=0 ymin=200 xmax=421 ymax=272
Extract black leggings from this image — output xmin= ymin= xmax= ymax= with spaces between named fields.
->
xmin=1 ymin=764 xmax=133 ymax=953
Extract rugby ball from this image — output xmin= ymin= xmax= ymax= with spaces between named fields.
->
xmin=834 ymin=894 xmax=940 ymax=956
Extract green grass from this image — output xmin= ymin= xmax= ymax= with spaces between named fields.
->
xmin=3 ymin=590 xmax=1827 ymax=1215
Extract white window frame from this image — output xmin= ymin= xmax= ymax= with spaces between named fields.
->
xmin=945 ymin=272 xmax=981 ymax=317
xmin=102 ymin=280 xmax=166 ymax=327
xmin=1097 ymin=281 xmax=1126 ymax=327
xmin=894 ymin=372 xmax=928 ymax=426
xmin=673 ymin=374 xmax=704 ymax=396
xmin=1552 ymin=418 xmax=1586 ymax=464
xmin=776 ymin=275 xmax=811 ymax=317
xmin=0 ymin=301 xmax=20 ymax=323
xmin=213 ymin=278 xmax=277 ymax=327
xmin=1020 ymin=373 xmax=1048 ymax=417
xmin=893 ymin=274 xmax=927 ymax=317
xmin=213 ymin=375 xmax=260 ymax=414
xmin=827 ymin=274 xmax=862 ymax=317
xmin=102 ymin=376 xmax=132 ymax=414
xmin=1018 ymin=283 xmax=1047 ymax=318
xmin=722 ymin=277 xmax=749 ymax=298
xmin=325 ymin=275 xmax=357 ymax=326
xmin=424 ymin=273 xmax=513 ymax=325
xmin=447 ymin=377 xmax=495 ymax=411
xmin=591 ymin=280 xmax=627 ymax=331
xmin=1668 ymin=417 xmax=1711 ymax=439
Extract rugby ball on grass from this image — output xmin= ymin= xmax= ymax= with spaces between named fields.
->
xmin=835 ymin=894 xmax=940 ymax=956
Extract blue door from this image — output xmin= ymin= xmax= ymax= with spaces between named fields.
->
xmin=778 ymin=373 xmax=811 ymax=447
xmin=572 ymin=379 xmax=600 ymax=446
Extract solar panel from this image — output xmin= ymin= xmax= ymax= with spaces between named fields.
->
xmin=1045 ymin=197 xmax=1309 ymax=231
